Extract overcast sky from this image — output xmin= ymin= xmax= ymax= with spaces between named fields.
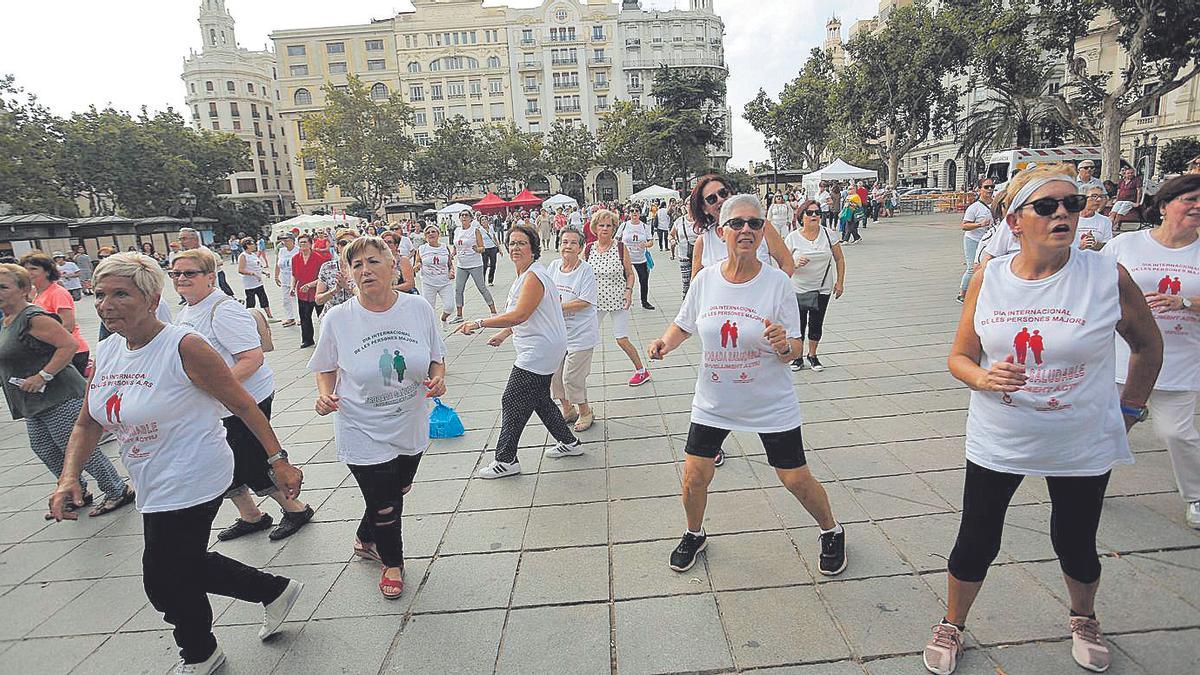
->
xmin=1 ymin=0 xmax=876 ymax=167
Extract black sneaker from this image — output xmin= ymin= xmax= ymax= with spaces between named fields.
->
xmin=269 ymin=505 xmax=314 ymax=541
xmin=642 ymin=302 xmax=656 ymax=310
xmin=217 ymin=514 xmax=274 ymax=541
xmin=789 ymin=358 xmax=805 ymax=372
xmin=807 ymin=355 xmax=825 ymax=372
xmin=669 ymin=532 xmax=708 ymax=572
xmin=714 ymin=450 xmax=725 ymax=467
xmin=819 ymin=526 xmax=847 ymax=576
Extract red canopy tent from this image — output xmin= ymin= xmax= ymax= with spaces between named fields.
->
xmin=472 ymin=192 xmax=510 ymax=213
xmin=506 ymin=188 xmax=544 ymax=210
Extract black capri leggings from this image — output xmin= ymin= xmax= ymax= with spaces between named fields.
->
xmin=244 ymin=285 xmax=269 ymax=309
xmin=798 ymin=293 xmax=831 ymax=343
xmin=494 ymin=366 xmax=577 ymax=464
xmin=948 ymin=460 xmax=1110 ymax=584
xmin=632 ymin=261 xmax=651 ymax=306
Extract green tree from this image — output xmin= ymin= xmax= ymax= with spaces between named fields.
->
xmin=299 ymin=75 xmax=416 ymax=213
xmin=0 ymin=75 xmax=76 ymax=215
xmin=1035 ymin=0 xmax=1200 ymax=180
xmin=479 ymin=122 xmax=546 ymax=192
xmin=210 ymin=198 xmax=269 ymax=240
xmin=542 ymin=120 xmax=596 ymax=187
xmin=649 ymin=65 xmax=727 ymax=186
xmin=743 ymin=48 xmax=837 ymax=172
xmin=1159 ymin=137 xmax=1200 ymax=174
xmin=839 ymin=2 xmax=968 ymax=184
xmin=408 ymin=116 xmax=484 ymax=202
xmin=595 ymin=100 xmax=674 ymax=185
xmin=723 ymin=167 xmax=756 ymax=194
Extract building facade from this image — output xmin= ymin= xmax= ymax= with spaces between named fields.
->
xmin=181 ymin=0 xmax=295 ymax=219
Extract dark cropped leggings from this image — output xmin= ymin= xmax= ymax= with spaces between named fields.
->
xmin=948 ymin=460 xmax=1110 ymax=584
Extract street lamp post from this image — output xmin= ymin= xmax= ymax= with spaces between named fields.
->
xmin=178 ymin=188 xmax=197 ymax=230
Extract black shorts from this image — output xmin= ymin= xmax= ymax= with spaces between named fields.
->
xmin=684 ymin=422 xmax=807 ymax=469
xmin=222 ymin=394 xmax=276 ymax=496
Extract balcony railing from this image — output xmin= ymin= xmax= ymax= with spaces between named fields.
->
xmin=518 ymin=61 xmax=541 ymax=71
xmin=595 ymin=103 xmax=610 ymax=111
xmin=623 ymin=55 xmax=726 ymax=69
xmin=551 ymin=58 xmax=578 ymax=66
xmin=520 ymin=37 xmax=536 ymax=45
xmin=588 ymin=56 xmax=611 ymax=66
xmin=625 ymin=38 xmax=641 ymax=47
xmin=593 ymin=80 xmax=610 ymax=91
xmin=448 ymin=92 xmax=466 ymax=99
xmin=553 ymin=81 xmax=580 ymax=91
xmin=526 ymin=107 xmax=542 ymax=116
xmin=555 ymin=105 xmax=582 ymax=113
xmin=591 ymin=32 xmax=606 ymax=42
xmin=523 ymin=84 xmax=540 ymax=93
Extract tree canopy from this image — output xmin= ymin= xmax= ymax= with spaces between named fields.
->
xmin=743 ymin=49 xmax=837 ymax=172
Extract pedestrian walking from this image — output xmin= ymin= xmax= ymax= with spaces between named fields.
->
xmin=584 ymin=209 xmax=651 ymax=387
xmin=273 ymin=233 xmax=299 ymax=327
xmin=784 ymin=200 xmax=846 ymax=372
xmin=548 ymin=229 xmax=599 ymax=433
xmin=291 ymin=234 xmax=330 ymax=349
xmin=958 ymin=180 xmax=997 ymax=303
xmin=416 ymin=225 xmax=456 ymax=323
xmin=618 ymin=210 xmax=656 ymax=310
xmin=924 ymin=165 xmax=1163 ymax=675
xmin=50 ymin=252 xmax=306 ymax=675
xmin=647 ymin=194 xmax=847 ymax=576
xmin=237 ymin=237 xmax=275 ymax=318
xmin=22 ymin=251 xmax=91 ymax=375
xmin=449 ymin=211 xmax=497 ymax=323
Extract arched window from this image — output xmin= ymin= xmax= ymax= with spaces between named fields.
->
xmin=407 ymin=61 xmax=421 ymax=73
xmin=370 ymin=83 xmax=389 ymax=100
xmin=487 ymin=55 xmax=501 ymax=69
xmin=294 ymin=88 xmax=312 ymax=105
xmin=429 ymin=59 xmax=440 ymax=72
xmin=209 ymin=28 xmax=217 ymax=46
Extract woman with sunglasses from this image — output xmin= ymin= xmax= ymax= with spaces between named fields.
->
xmin=958 ymin=181 xmax=997 ymax=303
xmin=449 ymin=211 xmax=498 ymax=324
xmin=1102 ymin=173 xmax=1200 ymax=530
xmin=172 ymin=250 xmax=314 ymax=543
xmin=1076 ymin=186 xmax=1114 ymax=251
xmin=618 ymin=209 xmax=656 ymax=311
xmin=924 ymin=163 xmax=1162 ymax=675
xmin=648 ymin=194 xmax=846 ymax=577
xmin=315 ymin=229 xmax=359 ymax=311
xmin=689 ymin=174 xmax=794 ymax=283
xmin=784 ymin=200 xmax=846 ymax=372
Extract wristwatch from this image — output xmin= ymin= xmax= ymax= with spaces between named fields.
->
xmin=1182 ymin=297 xmax=1193 ymax=310
xmin=266 ymin=449 xmax=289 ymax=465
xmin=1120 ymin=404 xmax=1149 ymax=423
xmin=38 ymin=370 xmax=55 ymax=382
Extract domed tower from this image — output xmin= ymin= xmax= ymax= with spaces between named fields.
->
xmin=198 ymin=0 xmax=237 ymax=51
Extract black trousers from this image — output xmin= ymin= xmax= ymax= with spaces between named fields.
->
xmin=216 ymin=270 xmax=235 ymax=297
xmin=495 ymin=367 xmax=576 ymax=463
xmin=348 ymin=453 xmax=423 ymax=568
xmin=798 ymin=293 xmax=832 ymax=343
xmin=632 ymin=261 xmax=651 ymax=306
xmin=657 ymin=229 xmax=669 ymax=250
xmin=244 ymin=285 xmax=269 ymax=309
xmin=223 ymin=395 xmax=276 ymax=496
xmin=298 ymin=299 xmax=322 ymax=345
xmin=482 ymin=247 xmax=499 ymax=284
xmin=143 ymin=496 xmax=289 ymax=664
xmin=947 ymin=460 xmax=1110 ymax=584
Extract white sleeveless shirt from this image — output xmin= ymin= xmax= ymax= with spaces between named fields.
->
xmin=88 ymin=324 xmax=234 ymax=512
xmin=967 ymin=250 xmax=1132 ymax=476
xmin=454 ymin=224 xmax=483 ymax=269
xmin=700 ymin=226 xmax=774 ymax=269
xmin=507 ymin=262 xmax=568 ymax=375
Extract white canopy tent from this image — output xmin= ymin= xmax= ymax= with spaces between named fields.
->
xmin=542 ymin=193 xmax=579 ymax=209
xmin=271 ymin=214 xmax=365 ymax=238
xmin=629 ymin=184 xmax=679 ymax=202
xmin=437 ymin=202 xmax=473 ymax=215
xmin=802 ymin=159 xmax=878 ymax=194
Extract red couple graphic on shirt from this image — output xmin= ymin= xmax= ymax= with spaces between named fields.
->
xmin=1013 ymin=327 xmax=1045 ymax=366
xmin=105 ymin=393 xmax=122 ymax=424
xmin=720 ymin=320 xmax=740 ymax=348
xmin=1157 ymin=275 xmax=1183 ymax=295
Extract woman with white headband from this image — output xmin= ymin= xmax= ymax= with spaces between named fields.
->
xmin=923 ymin=163 xmax=1162 ymax=675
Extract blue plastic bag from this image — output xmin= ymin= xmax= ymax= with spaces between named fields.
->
xmin=429 ymin=398 xmax=465 ymax=438
xmin=645 ymin=249 xmax=655 ymax=271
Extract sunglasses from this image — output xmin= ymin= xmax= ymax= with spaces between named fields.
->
xmin=337 ymin=239 xmax=352 ymax=246
xmin=722 ymin=217 xmax=765 ymax=231
xmin=1018 ymin=194 xmax=1088 ymax=216
xmin=703 ymin=187 xmax=731 ymax=205
xmin=802 ymin=209 xmax=821 ymax=217
xmin=980 ymin=185 xmax=996 ymax=190
xmin=167 ymin=270 xmax=204 ymax=279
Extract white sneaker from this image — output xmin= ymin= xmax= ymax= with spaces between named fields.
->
xmin=1187 ymin=501 xmax=1200 ymax=529
xmin=544 ymin=440 xmax=584 ymax=458
xmin=477 ymin=460 xmax=521 ymax=479
xmin=259 ymin=578 xmax=304 ymax=640
xmin=448 ymin=316 xmax=465 ymax=324
xmin=172 ymin=646 xmax=225 ymax=675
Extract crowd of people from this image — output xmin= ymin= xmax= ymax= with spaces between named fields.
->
xmin=1 ymin=164 xmax=1192 ymax=675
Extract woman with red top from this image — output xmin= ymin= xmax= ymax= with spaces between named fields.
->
xmin=21 ymin=252 xmax=91 ymax=375
xmin=291 ymin=234 xmax=331 ymax=349
xmin=1111 ymin=166 xmax=1145 ymax=230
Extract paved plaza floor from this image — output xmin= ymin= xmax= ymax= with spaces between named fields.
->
xmin=0 ymin=213 xmax=1197 ymax=674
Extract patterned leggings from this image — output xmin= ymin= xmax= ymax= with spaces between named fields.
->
xmin=27 ymin=398 xmax=127 ymax=499
xmin=680 ymin=258 xmax=692 ymax=298
xmin=494 ymin=366 xmax=577 ymax=464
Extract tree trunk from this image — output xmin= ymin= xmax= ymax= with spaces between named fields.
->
xmin=1098 ymin=103 xmax=1127 ymax=182
xmin=887 ymin=151 xmax=900 ymax=188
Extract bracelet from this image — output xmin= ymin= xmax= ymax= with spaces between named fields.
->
xmin=474 ymin=317 xmax=488 ymax=329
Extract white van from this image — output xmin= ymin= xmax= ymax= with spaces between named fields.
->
xmin=986 ymin=146 xmax=1104 ymax=185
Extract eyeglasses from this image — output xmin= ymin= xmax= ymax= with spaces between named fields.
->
xmin=1018 ymin=194 xmax=1088 ymax=216
xmin=980 ymin=185 xmax=996 ymax=190
xmin=167 ymin=270 xmax=204 ymax=279
xmin=1087 ymin=194 xmax=1107 ymax=200
xmin=703 ymin=187 xmax=731 ymax=205
xmin=337 ymin=239 xmax=352 ymax=247
xmin=722 ymin=217 xmax=765 ymax=231
xmin=802 ymin=209 xmax=821 ymax=217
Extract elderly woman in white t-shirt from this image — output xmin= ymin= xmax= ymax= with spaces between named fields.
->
xmin=647 ymin=194 xmax=846 ymax=577
xmin=50 ymin=253 xmax=305 ymax=675
xmin=457 ymin=224 xmax=583 ymax=478
xmin=310 ymin=236 xmax=446 ymax=600
xmin=926 ymin=164 xmax=1162 ymax=675
xmin=172 ymin=250 xmax=313 ymax=543
xmin=548 ymin=229 xmax=600 ymax=432
xmin=784 ymin=199 xmax=846 ymax=373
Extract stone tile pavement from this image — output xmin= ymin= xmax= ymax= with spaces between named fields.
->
xmin=0 ymin=215 xmax=1197 ymax=674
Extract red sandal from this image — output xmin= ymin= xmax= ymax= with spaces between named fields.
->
xmin=379 ymin=567 xmax=404 ymax=599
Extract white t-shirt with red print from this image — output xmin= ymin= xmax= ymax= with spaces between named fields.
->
xmin=88 ymin=324 xmax=234 ymax=513
xmin=1104 ymin=229 xmax=1200 ymax=391
xmin=674 ymin=264 xmax=802 ymax=433
xmin=968 ymin=250 xmax=1132 ymax=476
xmin=418 ymin=243 xmax=452 ymax=287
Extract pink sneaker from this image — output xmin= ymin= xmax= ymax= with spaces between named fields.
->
xmin=1069 ymin=616 xmax=1110 ymax=672
xmin=628 ymin=370 xmax=651 ymax=386
xmin=923 ymin=622 xmax=963 ymax=674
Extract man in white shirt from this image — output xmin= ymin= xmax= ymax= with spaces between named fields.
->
xmin=1075 ymin=186 xmax=1114 ymax=251
xmin=1076 ymin=160 xmax=1105 ymax=192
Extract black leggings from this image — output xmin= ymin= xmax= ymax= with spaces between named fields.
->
xmin=482 ymin=247 xmax=499 ymax=284
xmin=798 ymin=293 xmax=832 ymax=343
xmin=348 ymin=453 xmax=423 ymax=568
xmin=495 ymin=366 xmax=576 ymax=464
xmin=216 ymin=270 xmax=235 ymax=297
xmin=632 ymin=261 xmax=651 ymax=306
xmin=657 ymin=229 xmax=669 ymax=250
xmin=244 ymin=285 xmax=269 ymax=309
xmin=948 ymin=460 xmax=1110 ymax=584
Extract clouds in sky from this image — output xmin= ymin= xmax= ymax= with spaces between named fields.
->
xmin=1 ymin=0 xmax=875 ymax=166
